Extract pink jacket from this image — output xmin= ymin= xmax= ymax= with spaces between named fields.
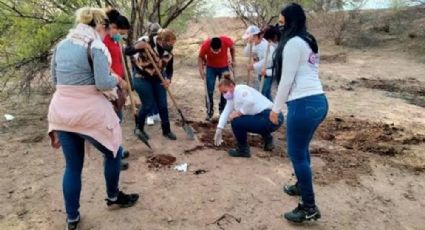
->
xmin=48 ymin=85 xmax=122 ymax=157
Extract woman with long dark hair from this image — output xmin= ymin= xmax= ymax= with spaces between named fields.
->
xmin=270 ymin=3 xmax=328 ymax=223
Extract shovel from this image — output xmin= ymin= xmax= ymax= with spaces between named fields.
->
xmin=144 ymin=47 xmax=196 ymax=140
xmin=119 ymin=42 xmax=152 ymax=149
xmin=259 ymin=43 xmax=271 ymax=94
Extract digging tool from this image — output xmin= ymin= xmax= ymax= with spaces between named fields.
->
xmin=144 ymin=46 xmax=196 ymax=140
xmin=204 ymin=70 xmax=212 ymax=118
xmin=119 ymin=42 xmax=152 ymax=149
xmin=259 ymin=43 xmax=271 ymax=94
xmin=247 ymin=43 xmax=253 ymax=85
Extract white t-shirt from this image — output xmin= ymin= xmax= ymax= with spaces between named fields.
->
xmin=272 ymin=36 xmax=324 ymax=113
xmin=218 ymin=85 xmax=273 ymax=129
xmin=243 ymin=39 xmax=275 ymax=76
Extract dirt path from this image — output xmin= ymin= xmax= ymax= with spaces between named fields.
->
xmin=1 ymin=37 xmax=425 ymax=229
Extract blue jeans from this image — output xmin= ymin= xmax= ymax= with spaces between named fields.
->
xmin=58 ymin=131 xmax=122 ymax=221
xmin=133 ymin=76 xmax=171 ymax=134
xmin=286 ymin=94 xmax=328 ymax=208
xmin=231 ymin=109 xmax=283 ymax=147
xmin=206 ymin=66 xmax=229 ymax=116
xmin=257 ymin=75 xmax=273 ymax=101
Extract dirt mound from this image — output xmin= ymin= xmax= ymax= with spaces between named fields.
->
xmin=345 ymin=78 xmax=425 ymax=107
xmin=146 ymin=154 xmax=177 ymax=169
xmin=317 ymin=116 xmax=411 ymax=156
xmin=320 ymin=53 xmax=348 ymax=63
xmin=190 ymin=121 xmax=264 ymax=150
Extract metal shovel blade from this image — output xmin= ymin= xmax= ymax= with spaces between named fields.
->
xmin=183 ymin=123 xmax=196 ymax=140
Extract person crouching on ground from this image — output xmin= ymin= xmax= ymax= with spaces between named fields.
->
xmin=48 ymin=7 xmax=139 ymax=230
xmin=270 ymin=3 xmax=328 ymax=223
xmin=125 ymin=28 xmax=177 ymax=141
xmin=213 ymin=73 xmax=284 ymax=157
xmin=103 ymin=8 xmax=131 ymax=169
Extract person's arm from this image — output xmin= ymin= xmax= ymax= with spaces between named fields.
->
xmin=198 ymin=56 xmax=206 ymax=79
xmin=230 ymin=45 xmax=236 ymax=66
xmin=217 ymin=100 xmax=234 ymax=129
xmin=124 ymin=41 xmax=149 ymax=56
xmin=272 ymin=39 xmax=302 ymax=113
xmin=166 ymin=56 xmax=173 ymax=80
xmin=51 ymin=49 xmax=57 ymax=86
xmin=92 ymin=47 xmax=118 ymax=91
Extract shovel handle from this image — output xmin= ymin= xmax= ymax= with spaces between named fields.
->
xmin=119 ymin=42 xmax=138 ymax=117
xmin=259 ymin=43 xmax=271 ymax=93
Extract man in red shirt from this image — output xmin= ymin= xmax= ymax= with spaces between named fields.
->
xmin=198 ymin=36 xmax=236 ymax=121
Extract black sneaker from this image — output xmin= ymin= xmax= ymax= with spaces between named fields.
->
xmin=120 ymin=161 xmax=129 ymax=171
xmin=283 ymin=203 xmax=321 ymax=223
xmin=163 ymin=132 xmax=177 ymax=140
xmin=228 ymin=146 xmax=251 ymax=158
xmin=283 ymin=183 xmax=300 ymax=196
xmin=66 ymin=217 xmax=80 ymax=230
xmin=122 ymin=150 xmax=130 ymax=159
xmin=106 ymin=191 xmax=139 ymax=209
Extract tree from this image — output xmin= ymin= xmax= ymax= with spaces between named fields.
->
xmin=0 ymin=0 xmax=204 ymax=96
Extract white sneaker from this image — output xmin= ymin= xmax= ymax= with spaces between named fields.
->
xmin=152 ymin=114 xmax=161 ymax=122
xmin=146 ymin=116 xmax=155 ymax=126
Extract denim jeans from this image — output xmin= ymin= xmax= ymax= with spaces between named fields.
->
xmin=57 ymin=131 xmax=122 ymax=221
xmin=231 ymin=109 xmax=283 ymax=147
xmin=257 ymin=75 xmax=273 ymax=101
xmin=206 ymin=66 xmax=229 ymax=116
xmin=133 ymin=76 xmax=171 ymax=134
xmin=286 ymin=94 xmax=328 ymax=208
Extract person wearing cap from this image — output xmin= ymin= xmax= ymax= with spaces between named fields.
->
xmin=243 ymin=25 xmax=275 ymax=101
xmin=198 ymin=35 xmax=236 ymax=121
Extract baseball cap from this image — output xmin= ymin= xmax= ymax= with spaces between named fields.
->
xmin=242 ymin=25 xmax=261 ymax=40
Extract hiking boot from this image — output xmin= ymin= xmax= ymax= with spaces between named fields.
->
xmin=66 ymin=217 xmax=80 ymax=230
xmin=120 ymin=161 xmax=129 ymax=171
xmin=163 ymin=132 xmax=177 ymax=140
xmin=263 ymin=135 xmax=274 ymax=151
xmin=283 ymin=203 xmax=321 ymax=223
xmin=106 ymin=191 xmax=139 ymax=209
xmin=283 ymin=183 xmax=300 ymax=196
xmin=228 ymin=145 xmax=251 ymax=158
xmin=134 ymin=128 xmax=150 ymax=140
xmin=122 ymin=150 xmax=130 ymax=159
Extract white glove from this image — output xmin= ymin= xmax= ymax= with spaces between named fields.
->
xmin=102 ymin=87 xmax=119 ymax=101
xmin=214 ymin=128 xmax=223 ymax=146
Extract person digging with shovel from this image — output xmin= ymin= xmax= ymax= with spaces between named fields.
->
xmin=213 ymin=73 xmax=284 ymax=157
xmin=125 ymin=28 xmax=177 ymax=142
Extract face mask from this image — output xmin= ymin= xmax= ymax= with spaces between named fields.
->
xmin=223 ymin=91 xmax=234 ymax=100
xmin=112 ymin=34 xmax=122 ymax=42
xmin=162 ymin=44 xmax=173 ymax=52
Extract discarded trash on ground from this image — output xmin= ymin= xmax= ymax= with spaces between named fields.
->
xmin=174 ymin=163 xmax=188 ymax=172
xmin=194 ymin=169 xmax=207 ymax=175
xmin=4 ymin=114 xmax=15 ymax=121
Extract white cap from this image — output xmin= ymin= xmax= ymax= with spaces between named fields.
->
xmin=242 ymin=25 xmax=261 ymax=40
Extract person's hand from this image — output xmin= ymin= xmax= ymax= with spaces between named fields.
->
xmin=214 ymin=128 xmax=223 ymax=146
xmin=162 ymin=79 xmax=171 ymax=89
xmin=118 ymin=78 xmax=128 ymax=91
xmin=261 ymin=69 xmax=267 ymax=77
xmin=200 ymin=71 xmax=206 ymax=80
xmin=229 ymin=111 xmax=242 ymax=121
xmin=49 ymin=131 xmax=61 ymax=149
xmin=269 ymin=110 xmax=279 ymax=125
xmin=229 ymin=60 xmax=236 ymax=68
xmin=247 ymin=64 xmax=254 ymax=71
xmin=103 ymin=87 xmax=119 ymax=101
xmin=135 ymin=41 xmax=149 ymax=50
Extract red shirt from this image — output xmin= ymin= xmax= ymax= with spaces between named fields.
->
xmin=199 ymin=36 xmax=234 ymax=68
xmin=103 ymin=35 xmax=125 ymax=79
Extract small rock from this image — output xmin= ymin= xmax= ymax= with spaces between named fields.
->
xmin=209 ymin=198 xmax=215 ymax=202
xmin=167 ymin=217 xmax=174 ymax=223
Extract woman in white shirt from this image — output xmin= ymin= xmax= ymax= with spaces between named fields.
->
xmin=213 ymin=73 xmax=283 ymax=157
xmin=269 ymin=3 xmax=328 ymax=223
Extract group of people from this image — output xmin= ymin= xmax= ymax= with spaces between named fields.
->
xmin=47 ymin=2 xmax=328 ymax=229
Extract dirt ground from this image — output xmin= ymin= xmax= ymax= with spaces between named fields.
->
xmin=1 ymin=18 xmax=425 ymax=230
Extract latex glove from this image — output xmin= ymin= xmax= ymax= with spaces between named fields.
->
xmin=102 ymin=87 xmax=119 ymax=101
xmin=214 ymin=128 xmax=223 ymax=146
